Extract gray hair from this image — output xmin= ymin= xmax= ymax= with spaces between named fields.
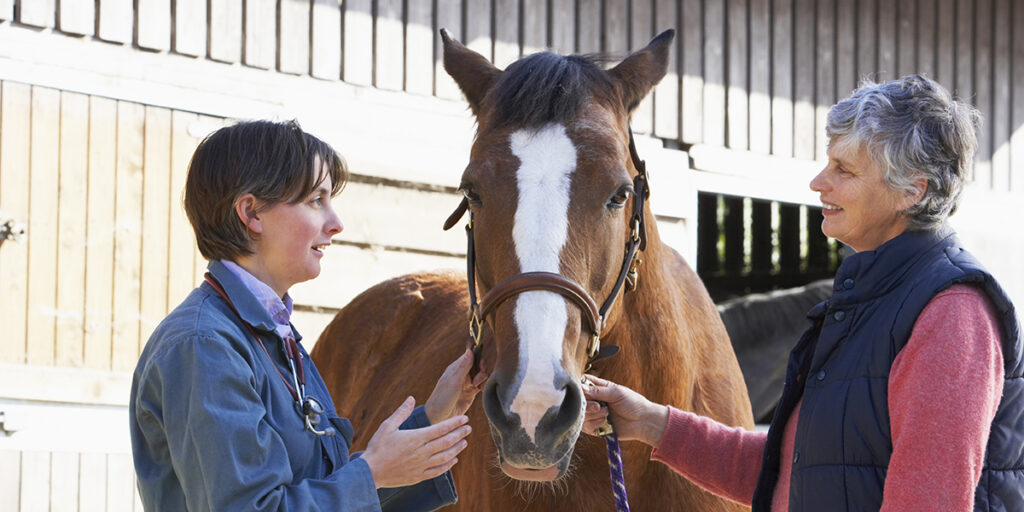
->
xmin=825 ymin=75 xmax=981 ymax=230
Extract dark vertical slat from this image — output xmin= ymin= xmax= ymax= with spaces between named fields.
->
xmin=974 ymin=0 xmax=993 ymax=189
xmin=935 ymin=0 xmax=954 ymax=89
xmin=726 ymin=0 xmax=748 ymax=150
xmin=856 ymin=0 xmax=877 ymax=82
xmin=750 ymin=199 xmax=773 ymax=274
xmin=771 ymin=0 xmax=793 ymax=157
xmin=723 ymin=196 xmax=745 ymax=275
xmin=279 ymin=0 xmax=312 ymax=76
xmin=896 ymin=0 xmax=916 ymax=77
xmin=697 ymin=193 xmax=721 ymax=275
xmin=749 ymin=0 xmax=770 ymax=155
xmin=522 ymin=0 xmax=548 ymax=55
xmin=778 ymin=203 xmax=801 ymax=276
xmin=878 ymin=0 xmax=896 ymax=79
xmin=806 ymin=207 xmax=828 ymax=273
xmin=681 ymin=0 xmax=704 ymax=143
xmin=793 ymin=0 xmax=815 ymax=160
xmin=578 ymin=0 xmax=602 ymax=54
xmin=551 ymin=0 xmax=576 ymax=54
xmin=209 ymin=0 xmax=242 ymax=64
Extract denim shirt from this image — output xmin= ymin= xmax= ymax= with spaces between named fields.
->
xmin=130 ymin=260 xmax=457 ymax=511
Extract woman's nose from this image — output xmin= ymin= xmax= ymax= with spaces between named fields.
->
xmin=325 ymin=203 xmax=344 ymax=235
xmin=809 ymin=168 xmax=828 ymax=192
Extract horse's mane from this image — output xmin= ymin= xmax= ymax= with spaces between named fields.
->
xmin=486 ymin=52 xmax=617 ymax=130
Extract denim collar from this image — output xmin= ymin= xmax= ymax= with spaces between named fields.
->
xmin=205 ymin=260 xmax=302 ymax=342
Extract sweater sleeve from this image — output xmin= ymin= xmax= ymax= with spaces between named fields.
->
xmin=650 ymin=406 xmax=767 ymax=505
xmin=882 ymin=284 xmax=1004 ymax=512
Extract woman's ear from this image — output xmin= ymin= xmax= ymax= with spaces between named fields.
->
xmin=234 ymin=194 xmax=263 ymax=234
xmin=900 ymin=177 xmax=928 ymax=211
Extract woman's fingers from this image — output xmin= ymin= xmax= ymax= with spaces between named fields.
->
xmin=422 ymin=424 xmax=472 ymax=455
xmin=380 ymin=396 xmax=416 ymax=431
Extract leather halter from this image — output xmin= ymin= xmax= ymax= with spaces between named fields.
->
xmin=444 ymin=127 xmax=650 ymax=371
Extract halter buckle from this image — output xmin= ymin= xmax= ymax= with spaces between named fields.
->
xmin=469 ymin=305 xmax=483 ymax=349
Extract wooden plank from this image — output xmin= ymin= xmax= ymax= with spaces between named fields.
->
xmin=0 ymin=81 xmax=31 ymax=365
xmin=17 ymin=0 xmax=54 ymax=28
xmin=20 ymin=451 xmax=50 ymax=511
xmin=290 ymin=244 xmax=464 ymax=310
xmin=835 ymin=0 xmax=856 ymax=96
xmin=493 ymin=0 xmax=519 ymax=68
xmin=84 ymin=96 xmax=118 ymax=371
xmin=815 ymin=0 xmax=835 ymax=160
xmin=97 ymin=0 xmax=133 ymax=44
xmin=917 ymin=0 xmax=936 ymax=77
xmin=51 ymin=451 xmax=80 ymax=510
xmin=578 ymin=0 xmax=602 ymax=54
xmin=111 ymin=101 xmax=145 ymax=373
xmin=954 ymin=0 xmax=974 ymax=103
xmin=935 ymin=0 xmax=955 ymax=89
xmin=58 ymin=0 xmax=96 ymax=36
xmin=464 ymin=0 xmax=493 ymax=61
xmin=897 ymin=0 xmax=916 ymax=77
xmin=748 ymin=0 xmax=770 ymax=155
xmin=244 ymin=0 xmax=276 ymax=70
xmin=56 ymin=91 xmax=90 ymax=368
xmin=107 ymin=454 xmax=136 ymax=511
xmin=0 ymin=1 xmax=11 ymax=21
xmin=974 ymin=0 xmax=993 ymax=189
xmin=27 ymin=86 xmax=61 ymax=366
xmin=630 ymin=0 xmax=655 ymax=134
xmin=140 ymin=107 xmax=172 ymax=348
xmin=878 ymin=0 xmax=897 ymax=80
xmin=703 ymin=0 xmax=726 ymax=146
xmin=991 ymin=0 xmax=1010 ymax=192
xmin=292 ymin=307 xmax=338 ymax=353
xmin=1013 ymin=0 xmax=1024 ymax=193
xmin=405 ymin=0 xmax=434 ymax=95
xmin=333 ymin=182 xmax=464 ymax=253
xmin=375 ymin=0 xmax=404 ymax=90
xmin=653 ymin=0 xmax=680 ymax=140
xmin=168 ymin=111 xmax=200 ymax=310
xmin=79 ymin=452 xmax=107 ymax=510
xmin=792 ymin=0 xmax=815 ymax=160
xmin=726 ymin=0 xmax=748 ymax=150
xmin=434 ymin=0 xmax=463 ymax=98
xmin=136 ymin=0 xmax=172 ymax=52
xmin=604 ymin=0 xmax=629 ymax=55
xmin=174 ymin=0 xmax=206 ymax=57
xmin=857 ymin=0 xmax=878 ymax=82
xmin=522 ymin=0 xmax=547 ymax=55
xmin=209 ymin=0 xmax=242 ymax=64
xmin=0 ymin=451 xmax=19 ymax=510
xmin=550 ymin=0 xmax=576 ymax=54
xmin=771 ymin=0 xmax=793 ymax=157
xmin=311 ymin=0 xmax=342 ymax=80
xmin=279 ymin=0 xmax=311 ymax=75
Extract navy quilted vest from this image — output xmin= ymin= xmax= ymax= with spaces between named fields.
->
xmin=750 ymin=226 xmax=1024 ymax=511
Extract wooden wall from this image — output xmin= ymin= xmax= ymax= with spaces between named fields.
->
xmin=0 ymin=0 xmax=1021 ymax=510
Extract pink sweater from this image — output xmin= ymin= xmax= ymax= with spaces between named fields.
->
xmin=651 ymin=284 xmax=1004 ymax=510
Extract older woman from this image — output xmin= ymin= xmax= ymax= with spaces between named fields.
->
xmin=583 ymin=75 xmax=1023 ymax=511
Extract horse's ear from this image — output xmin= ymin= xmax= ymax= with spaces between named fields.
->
xmin=607 ymin=29 xmax=675 ymax=112
xmin=441 ymin=28 xmax=502 ymax=115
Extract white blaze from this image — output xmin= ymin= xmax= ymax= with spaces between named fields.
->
xmin=508 ymin=123 xmax=576 ymax=441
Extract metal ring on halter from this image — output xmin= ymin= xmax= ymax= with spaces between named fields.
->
xmin=469 ymin=305 xmax=483 ymax=348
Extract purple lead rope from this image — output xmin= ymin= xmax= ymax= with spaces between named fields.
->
xmin=603 ymin=430 xmax=630 ymax=512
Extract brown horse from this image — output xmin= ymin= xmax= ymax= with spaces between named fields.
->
xmin=312 ymin=30 xmax=754 ymax=511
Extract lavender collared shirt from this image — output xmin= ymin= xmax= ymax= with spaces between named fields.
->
xmin=221 ymin=260 xmax=296 ymax=341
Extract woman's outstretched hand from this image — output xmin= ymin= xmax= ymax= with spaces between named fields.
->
xmin=361 ymin=396 xmax=472 ymax=488
xmin=425 ymin=348 xmax=489 ymax=424
xmin=582 ymin=374 xmax=669 ymax=447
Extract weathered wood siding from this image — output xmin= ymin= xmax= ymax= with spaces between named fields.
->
xmin=1 ymin=0 xmax=1021 ymax=510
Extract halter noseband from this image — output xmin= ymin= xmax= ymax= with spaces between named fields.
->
xmin=444 ymin=127 xmax=650 ymax=371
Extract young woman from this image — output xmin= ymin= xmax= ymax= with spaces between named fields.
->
xmin=130 ymin=120 xmax=485 ymax=511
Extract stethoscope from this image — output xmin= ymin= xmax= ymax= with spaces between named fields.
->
xmin=205 ymin=273 xmax=336 ymax=437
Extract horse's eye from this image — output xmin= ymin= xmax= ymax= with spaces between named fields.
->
xmin=607 ymin=187 xmax=632 ymax=210
xmin=460 ymin=185 xmax=482 ymax=205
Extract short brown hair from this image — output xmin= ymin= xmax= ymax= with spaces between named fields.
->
xmin=183 ymin=119 xmax=348 ymax=261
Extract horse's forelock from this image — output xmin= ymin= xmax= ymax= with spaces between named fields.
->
xmin=484 ymin=52 xmax=617 ymax=131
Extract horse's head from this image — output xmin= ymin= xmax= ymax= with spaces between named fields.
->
xmin=442 ymin=29 xmax=674 ymax=481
